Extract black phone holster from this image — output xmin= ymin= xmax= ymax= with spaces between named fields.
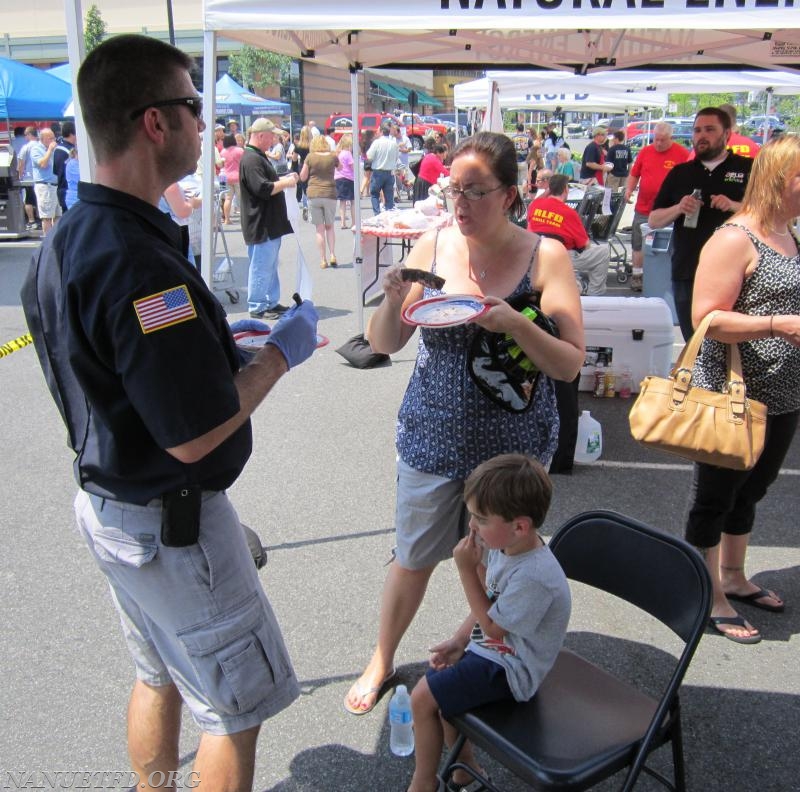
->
xmin=161 ymin=485 xmax=202 ymax=547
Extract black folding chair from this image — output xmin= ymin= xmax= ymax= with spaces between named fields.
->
xmin=438 ymin=510 xmax=712 ymax=792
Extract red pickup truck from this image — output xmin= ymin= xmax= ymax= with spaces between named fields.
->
xmin=324 ymin=113 xmax=397 ymax=145
xmin=394 ymin=113 xmax=448 ymax=150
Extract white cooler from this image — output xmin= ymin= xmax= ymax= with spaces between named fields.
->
xmin=579 ymin=296 xmax=675 ymax=393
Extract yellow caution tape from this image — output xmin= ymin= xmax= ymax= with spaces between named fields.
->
xmin=0 ymin=332 xmax=34 ymax=359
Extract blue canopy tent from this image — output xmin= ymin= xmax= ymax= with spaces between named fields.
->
xmin=46 ymin=64 xmax=72 ymax=84
xmin=60 ymin=70 xmax=289 ymax=127
xmin=1 ymin=57 xmax=72 ymax=121
xmin=214 ymin=73 xmax=290 ymax=118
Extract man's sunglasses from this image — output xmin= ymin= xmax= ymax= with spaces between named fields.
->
xmin=129 ymin=97 xmax=203 ymax=121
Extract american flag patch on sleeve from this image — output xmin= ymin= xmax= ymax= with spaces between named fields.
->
xmin=134 ymin=285 xmax=197 ymax=334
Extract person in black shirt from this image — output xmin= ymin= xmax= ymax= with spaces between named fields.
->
xmin=649 ymin=107 xmax=752 ymax=340
xmin=605 ymin=130 xmax=631 ymax=190
xmin=20 ymin=34 xmax=318 ymax=792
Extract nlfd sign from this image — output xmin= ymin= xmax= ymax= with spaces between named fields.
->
xmin=526 ymin=93 xmax=591 ymax=101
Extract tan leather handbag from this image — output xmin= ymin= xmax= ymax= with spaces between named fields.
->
xmin=629 ymin=311 xmax=767 ymax=470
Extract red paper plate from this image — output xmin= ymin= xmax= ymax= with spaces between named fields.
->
xmin=402 ymin=294 xmax=488 ymax=328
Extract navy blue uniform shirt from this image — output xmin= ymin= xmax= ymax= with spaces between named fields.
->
xmin=21 ymin=181 xmax=251 ymax=505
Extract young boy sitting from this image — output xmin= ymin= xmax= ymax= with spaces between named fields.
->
xmin=406 ymin=453 xmax=571 ymax=792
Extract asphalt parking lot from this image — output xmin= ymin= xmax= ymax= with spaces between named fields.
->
xmin=1 ymin=194 xmax=798 ymax=792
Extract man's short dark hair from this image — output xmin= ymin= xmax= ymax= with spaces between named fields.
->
xmin=61 ymin=120 xmax=76 ymax=139
xmin=13 ymin=126 xmax=24 ymax=136
xmin=548 ymin=173 xmax=570 ymax=195
xmin=78 ymin=33 xmax=195 ymax=161
xmin=694 ymin=107 xmax=732 ymax=131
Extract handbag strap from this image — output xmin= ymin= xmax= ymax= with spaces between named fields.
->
xmin=669 ymin=310 xmax=748 ymax=420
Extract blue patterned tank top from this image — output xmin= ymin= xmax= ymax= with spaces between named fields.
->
xmin=396 ymin=237 xmax=559 ymax=479
xmin=693 ymin=223 xmax=800 ymax=415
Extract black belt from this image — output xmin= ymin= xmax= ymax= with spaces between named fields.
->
xmin=34 ymin=181 xmax=57 ymax=185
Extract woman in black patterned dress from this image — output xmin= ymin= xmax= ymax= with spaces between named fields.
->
xmin=688 ymin=134 xmax=800 ymax=644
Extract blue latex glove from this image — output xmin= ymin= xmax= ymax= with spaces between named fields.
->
xmin=229 ymin=318 xmax=271 ymax=335
xmin=264 ymin=299 xmax=319 ymax=369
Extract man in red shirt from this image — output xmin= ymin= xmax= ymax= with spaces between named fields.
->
xmin=715 ymin=104 xmax=761 ymax=159
xmin=527 ymin=174 xmax=609 ymax=295
xmin=624 ymin=122 xmax=690 ymax=290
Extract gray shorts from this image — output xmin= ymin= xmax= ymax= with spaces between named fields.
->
xmin=74 ymin=489 xmax=300 ymax=735
xmin=308 ymin=196 xmax=337 ymax=226
xmin=394 ymin=459 xmax=470 ymax=570
xmin=631 ymin=211 xmax=649 ymax=251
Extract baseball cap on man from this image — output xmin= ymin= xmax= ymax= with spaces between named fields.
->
xmin=249 ymin=118 xmax=276 ymax=134
xmin=592 ymin=127 xmax=607 ymax=136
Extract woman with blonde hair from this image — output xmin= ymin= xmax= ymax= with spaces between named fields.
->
xmin=300 ymin=134 xmax=340 ymax=267
xmin=687 ymin=133 xmax=800 ymax=644
xmin=335 ymin=133 xmax=355 ymax=229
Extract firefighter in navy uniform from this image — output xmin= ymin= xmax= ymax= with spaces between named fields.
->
xmin=20 ymin=34 xmax=318 ymax=792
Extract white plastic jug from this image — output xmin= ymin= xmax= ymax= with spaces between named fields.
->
xmin=574 ymin=410 xmax=602 ymax=464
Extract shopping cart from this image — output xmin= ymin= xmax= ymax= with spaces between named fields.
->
xmin=212 ymin=188 xmax=240 ymax=305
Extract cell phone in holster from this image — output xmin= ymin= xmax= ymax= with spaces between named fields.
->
xmin=161 ymin=486 xmax=202 ymax=547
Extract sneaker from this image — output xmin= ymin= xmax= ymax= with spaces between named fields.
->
xmin=630 ymin=274 xmax=643 ymax=292
xmin=302 ymin=207 xmax=308 ymax=222
xmin=265 ymin=304 xmax=290 ymax=319
xmin=249 ymin=310 xmax=267 ymax=319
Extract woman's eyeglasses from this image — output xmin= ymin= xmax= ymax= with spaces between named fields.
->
xmin=129 ymin=97 xmax=203 ymax=121
xmin=442 ymin=185 xmax=505 ymax=202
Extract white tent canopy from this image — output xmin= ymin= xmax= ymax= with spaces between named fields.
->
xmin=520 ymin=68 xmax=800 ymax=95
xmin=203 ymin=0 xmax=800 ymax=72
xmin=61 ymin=0 xmax=800 ymax=329
xmin=454 ymin=76 xmax=668 ymax=112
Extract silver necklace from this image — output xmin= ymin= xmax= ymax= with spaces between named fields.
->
xmin=476 ymin=229 xmax=513 ymax=279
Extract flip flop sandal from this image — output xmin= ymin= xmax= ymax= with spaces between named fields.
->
xmin=343 ymin=668 xmax=397 ymax=716
xmin=726 ymin=586 xmax=785 ymax=613
xmin=708 ymin=615 xmax=762 ymax=644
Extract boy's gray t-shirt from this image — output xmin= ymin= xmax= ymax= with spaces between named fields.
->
xmin=467 ymin=543 xmax=571 ymax=702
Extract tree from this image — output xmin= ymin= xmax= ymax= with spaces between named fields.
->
xmin=84 ymin=5 xmax=107 ymax=54
xmin=228 ymin=46 xmax=292 ymax=92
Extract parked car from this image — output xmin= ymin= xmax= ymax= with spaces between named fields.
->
xmin=428 ymin=115 xmax=469 ymax=138
xmin=394 ymin=112 xmax=448 ymax=150
xmin=594 ymin=116 xmax=640 ymax=136
xmin=323 ymin=112 xmax=397 ymax=144
xmin=628 ymin=129 xmax=693 ymax=160
xmin=566 ymin=121 xmax=590 ymax=138
xmin=741 ymin=115 xmax=784 ymax=137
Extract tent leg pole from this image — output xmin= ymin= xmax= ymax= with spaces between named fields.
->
xmin=351 ymin=67 xmax=365 ymax=334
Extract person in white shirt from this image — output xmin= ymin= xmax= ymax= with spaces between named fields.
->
xmin=366 ymin=122 xmax=399 ymax=214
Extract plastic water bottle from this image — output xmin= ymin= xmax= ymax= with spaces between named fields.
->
xmin=389 ymin=685 xmax=414 ymax=756
xmin=683 ymin=188 xmax=703 ymax=229
xmin=574 ymin=410 xmax=602 ymax=464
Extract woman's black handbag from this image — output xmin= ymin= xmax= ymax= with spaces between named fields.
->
xmin=467 ymin=292 xmax=559 ymax=413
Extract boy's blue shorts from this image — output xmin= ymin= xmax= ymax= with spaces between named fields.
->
xmin=426 ymin=650 xmax=513 ymax=719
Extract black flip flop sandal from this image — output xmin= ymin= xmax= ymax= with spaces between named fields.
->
xmin=708 ymin=615 xmax=762 ymax=644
